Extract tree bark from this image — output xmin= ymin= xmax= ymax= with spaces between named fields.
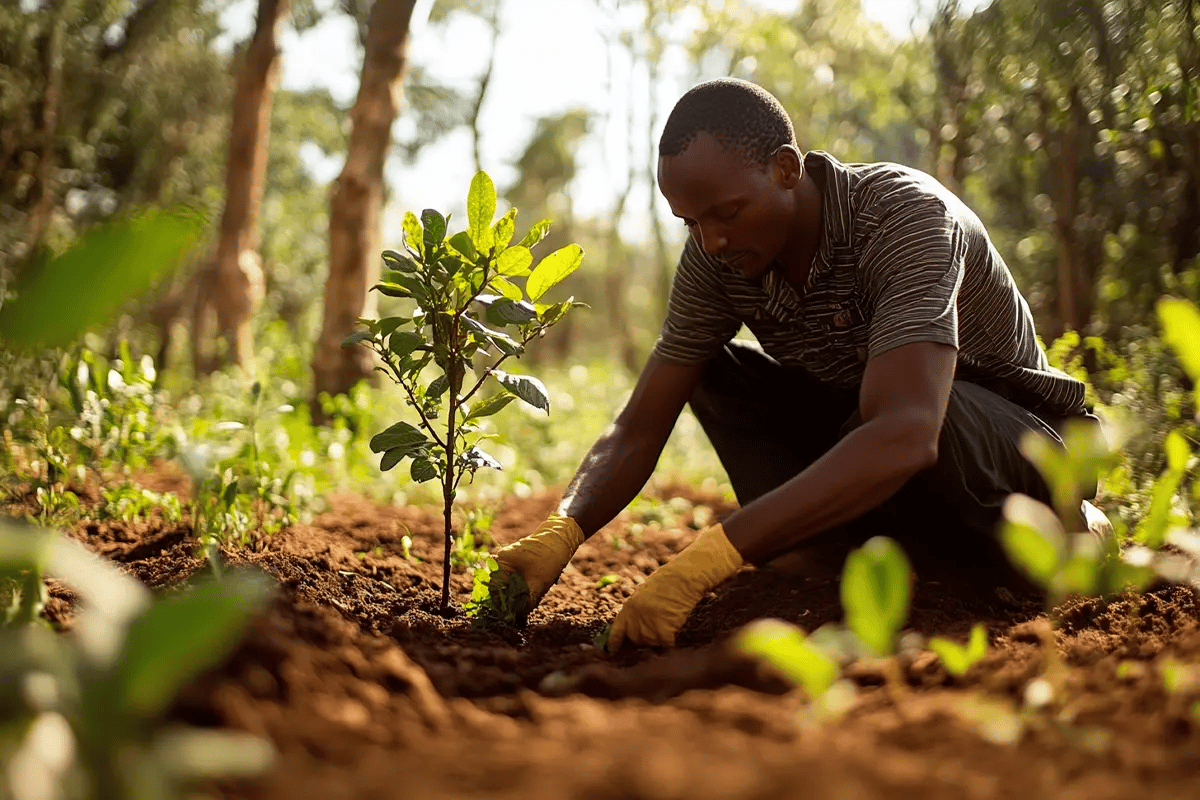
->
xmin=311 ymin=0 xmax=418 ymax=419
xmin=26 ymin=0 xmax=68 ymax=258
xmin=194 ymin=0 xmax=290 ymax=373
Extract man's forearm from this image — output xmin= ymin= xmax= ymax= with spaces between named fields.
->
xmin=722 ymin=412 xmax=937 ymax=563
xmin=556 ymin=423 xmax=671 ymax=538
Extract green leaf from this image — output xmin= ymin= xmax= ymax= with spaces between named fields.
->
xmin=486 ymin=297 xmax=537 ymax=326
xmin=840 ymin=536 xmax=912 ymax=656
xmin=447 ymin=232 xmax=477 ymax=260
xmin=1164 ymin=429 xmax=1191 ymax=473
xmin=465 ymin=392 xmax=515 ymax=421
xmin=377 ymin=316 xmax=407 ymax=338
xmin=929 ymin=623 xmax=989 ymax=677
xmin=467 ymin=171 xmax=497 ymax=247
xmin=494 ymin=370 xmax=550 ymax=412
xmin=382 ymin=250 xmax=419 ymax=272
xmin=736 ymin=618 xmax=840 ymax=697
xmin=221 ymin=479 xmax=238 ymax=509
xmin=517 ymin=219 xmax=551 ymax=249
xmin=341 ymin=330 xmax=373 ymax=349
xmin=527 ymin=244 xmax=583 ymax=301
xmin=410 ymin=455 xmax=438 ymax=483
xmin=402 ymin=212 xmax=423 ymax=256
xmin=374 ymin=282 xmax=413 ymax=299
xmin=0 ymin=208 xmax=203 ymax=349
xmin=490 ymin=276 xmax=522 ymax=301
xmin=495 ymin=246 xmax=533 ymax=277
xmin=999 ymin=494 xmax=1065 ymax=585
xmin=427 ymin=374 xmax=450 ymax=400
xmin=491 ymin=208 xmax=517 ymax=250
xmin=388 ymin=331 xmax=424 ymax=360
xmin=421 ymin=209 xmax=447 ymax=258
xmin=380 ymin=445 xmax=420 ymax=472
xmin=116 ymin=570 xmax=272 ymax=718
xmin=369 ymin=421 xmax=428 ymax=454
xmin=1158 ymin=298 xmax=1200 ymax=385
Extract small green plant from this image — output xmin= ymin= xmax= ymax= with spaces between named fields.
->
xmin=596 ymin=574 xmax=621 ymax=589
xmin=840 ymin=535 xmax=913 ymax=656
xmin=736 ymin=618 xmax=840 ymax=697
xmin=0 ymin=519 xmax=274 ymax=798
xmin=450 ymin=507 xmax=494 ymax=570
xmin=929 ymin=623 xmax=990 ymax=677
xmin=347 ymin=170 xmax=584 ymax=613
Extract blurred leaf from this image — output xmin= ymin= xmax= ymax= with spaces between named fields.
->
xmin=0 ymin=209 xmax=203 ymax=349
xmin=527 ymin=244 xmax=583 ymax=301
xmin=116 ymin=570 xmax=272 ymax=718
xmin=839 ymin=536 xmax=912 ymax=656
xmin=494 ymin=370 xmax=549 ymax=412
xmin=929 ymin=623 xmax=988 ymax=677
xmin=1158 ymin=298 xmax=1200 ymax=385
xmin=736 ymin=618 xmax=839 ymax=697
xmin=154 ymin=727 xmax=275 ymax=780
xmin=341 ymin=330 xmax=373 ymax=348
xmin=1000 ymin=494 xmax=1065 ymax=586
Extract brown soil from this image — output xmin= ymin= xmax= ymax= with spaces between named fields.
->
xmin=25 ymin=469 xmax=1200 ymax=800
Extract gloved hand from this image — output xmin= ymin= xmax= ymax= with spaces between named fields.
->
xmin=491 ymin=513 xmax=585 ymax=611
xmin=608 ymin=523 xmax=744 ymax=650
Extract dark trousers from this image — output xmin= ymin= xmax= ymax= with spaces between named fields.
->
xmin=688 ymin=341 xmax=1092 ymax=570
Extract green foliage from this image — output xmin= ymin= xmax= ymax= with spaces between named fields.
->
xmin=348 ymin=170 xmax=584 ymax=611
xmin=929 ymin=623 xmax=990 ymax=678
xmin=736 ymin=618 xmax=840 ymax=698
xmin=840 ymin=536 xmax=913 ymax=656
xmin=596 ymin=574 xmax=621 ymax=589
xmin=0 ymin=210 xmax=203 ymax=350
xmin=0 ymin=519 xmax=273 ymax=798
xmin=464 ymin=557 xmax=530 ymax=627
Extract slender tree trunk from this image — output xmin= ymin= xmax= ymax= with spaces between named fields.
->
xmin=311 ymin=0 xmax=418 ymax=419
xmin=27 ymin=0 xmax=67 ymax=257
xmin=194 ymin=0 xmax=290 ymax=374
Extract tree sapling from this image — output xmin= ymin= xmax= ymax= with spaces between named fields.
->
xmin=346 ymin=170 xmax=584 ymax=613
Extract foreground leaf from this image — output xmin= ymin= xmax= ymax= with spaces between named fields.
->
xmin=736 ymin=618 xmax=839 ymax=697
xmin=468 ymin=171 xmax=497 ymax=247
xmin=527 ymin=244 xmax=583 ymax=301
xmin=494 ymin=370 xmax=550 ymax=412
xmin=929 ymin=623 xmax=989 ymax=677
xmin=840 ymin=536 xmax=912 ymax=656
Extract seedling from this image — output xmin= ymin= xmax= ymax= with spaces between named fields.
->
xmin=596 ymin=574 xmax=621 ymax=589
xmin=347 ymin=170 xmax=584 ymax=612
xmin=840 ymin=535 xmax=913 ymax=656
xmin=929 ymin=623 xmax=989 ymax=677
xmin=736 ymin=618 xmax=840 ymax=698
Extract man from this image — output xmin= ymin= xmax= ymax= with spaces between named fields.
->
xmin=492 ymin=78 xmax=1097 ymax=650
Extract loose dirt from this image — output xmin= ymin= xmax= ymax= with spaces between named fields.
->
xmin=25 ymin=469 xmax=1200 ymax=799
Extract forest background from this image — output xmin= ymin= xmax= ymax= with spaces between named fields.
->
xmin=2 ymin=0 xmax=1198 ymax=526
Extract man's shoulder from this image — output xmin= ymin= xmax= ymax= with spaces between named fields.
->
xmin=811 ymin=151 xmax=956 ymax=211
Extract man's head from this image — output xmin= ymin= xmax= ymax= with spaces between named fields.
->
xmin=657 ymin=79 xmax=811 ymax=281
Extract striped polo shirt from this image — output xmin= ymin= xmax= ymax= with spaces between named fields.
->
xmin=653 ymin=150 xmax=1087 ymax=417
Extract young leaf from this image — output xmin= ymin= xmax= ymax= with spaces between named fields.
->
xmin=490 ymin=276 xmax=523 ymax=301
xmin=341 ymin=330 xmax=373 ymax=349
xmin=115 ymin=569 xmax=272 ymax=718
xmin=377 ymin=316 xmax=407 ymax=338
xmin=929 ymin=623 xmax=989 ymax=677
xmin=517 ymin=219 xmax=551 ymax=249
xmin=527 ymin=244 xmax=583 ymax=301
xmin=462 ymin=315 xmax=522 ymax=356
xmin=402 ymin=211 xmax=423 ymax=256
xmin=840 ymin=536 xmax=912 ymax=656
xmin=492 ymin=208 xmax=517 ymax=250
xmin=495 ymin=245 xmax=533 ymax=277
xmin=448 ymin=231 xmax=477 ymax=260
xmin=374 ymin=282 xmax=413 ymax=299
xmin=465 ymin=393 xmax=515 ymax=421
xmin=381 ymin=444 xmax=421 ymax=472
xmin=1157 ymin=298 xmax=1200 ymax=385
xmin=422 ymin=209 xmax=448 ymax=257
xmin=1000 ymin=493 xmax=1065 ymax=585
xmin=736 ymin=618 xmax=840 ymax=698
xmin=410 ymin=455 xmax=438 ymax=483
xmin=468 ymin=171 xmax=497 ymax=246
xmin=369 ymin=421 xmax=428 ymax=454
xmin=494 ymin=370 xmax=550 ymax=412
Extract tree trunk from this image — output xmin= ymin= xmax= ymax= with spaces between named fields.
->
xmin=194 ymin=0 xmax=290 ymax=374
xmin=311 ymin=0 xmax=418 ymax=419
xmin=26 ymin=0 xmax=68 ymax=258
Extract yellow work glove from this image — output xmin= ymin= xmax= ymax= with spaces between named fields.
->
xmin=608 ymin=523 xmax=744 ymax=650
xmin=491 ymin=513 xmax=585 ymax=611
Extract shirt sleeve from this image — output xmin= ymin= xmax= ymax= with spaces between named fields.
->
xmin=858 ymin=193 xmax=967 ymax=359
xmin=651 ymin=236 xmax=742 ymax=365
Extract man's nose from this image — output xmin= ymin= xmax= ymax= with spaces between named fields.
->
xmin=696 ymin=225 xmax=727 ymax=257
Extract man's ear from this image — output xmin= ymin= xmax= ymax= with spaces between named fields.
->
xmin=772 ymin=144 xmax=803 ymax=187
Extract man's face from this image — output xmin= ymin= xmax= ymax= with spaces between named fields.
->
xmin=658 ymin=131 xmax=799 ymax=281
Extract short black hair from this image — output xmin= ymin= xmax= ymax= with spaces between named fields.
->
xmin=659 ymin=78 xmax=795 ymax=167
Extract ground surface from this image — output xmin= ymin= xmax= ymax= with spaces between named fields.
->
xmin=28 ymin=468 xmax=1200 ymax=799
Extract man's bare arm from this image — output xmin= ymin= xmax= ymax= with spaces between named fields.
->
xmin=721 ymin=341 xmax=958 ymax=564
xmin=557 ymin=355 xmax=706 ymax=537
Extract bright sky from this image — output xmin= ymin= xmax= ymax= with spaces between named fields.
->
xmin=218 ymin=0 xmax=973 ymax=242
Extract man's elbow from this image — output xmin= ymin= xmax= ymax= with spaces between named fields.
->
xmin=886 ymin=414 xmax=942 ymax=476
